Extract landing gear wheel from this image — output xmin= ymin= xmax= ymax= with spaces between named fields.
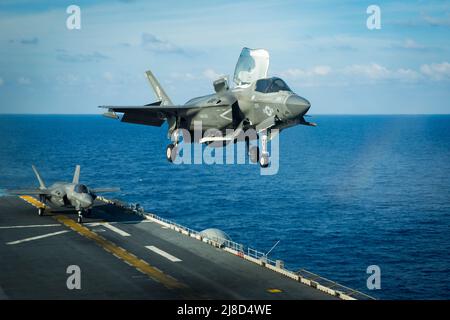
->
xmin=260 ymin=153 xmax=269 ymax=168
xmin=77 ymin=210 xmax=83 ymax=224
xmin=38 ymin=208 xmax=44 ymax=216
xmin=249 ymin=146 xmax=260 ymax=164
xmin=166 ymin=143 xmax=178 ymax=163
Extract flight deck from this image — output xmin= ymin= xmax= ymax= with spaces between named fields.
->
xmin=0 ymin=196 xmax=372 ymax=300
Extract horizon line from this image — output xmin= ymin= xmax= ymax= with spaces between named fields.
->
xmin=0 ymin=113 xmax=449 ymax=116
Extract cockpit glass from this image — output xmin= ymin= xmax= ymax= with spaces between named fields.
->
xmin=268 ymin=78 xmax=291 ymax=93
xmin=255 ymin=79 xmax=271 ymax=93
xmin=74 ymin=184 xmax=88 ymax=193
xmin=255 ymin=78 xmax=292 ymax=93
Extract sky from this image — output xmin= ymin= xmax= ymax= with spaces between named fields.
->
xmin=0 ymin=0 xmax=449 ymax=114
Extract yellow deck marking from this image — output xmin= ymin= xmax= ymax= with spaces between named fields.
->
xmin=18 ymin=196 xmax=186 ymax=291
xmin=53 ymin=214 xmax=184 ymax=290
xmin=19 ymin=195 xmax=46 ymax=209
xmin=267 ymin=288 xmax=282 ymax=293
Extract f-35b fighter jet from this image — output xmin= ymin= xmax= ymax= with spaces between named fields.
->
xmin=9 ymin=165 xmax=120 ymax=223
xmin=100 ymin=48 xmax=315 ymax=167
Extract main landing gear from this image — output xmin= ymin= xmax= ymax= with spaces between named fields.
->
xmin=37 ymin=195 xmax=46 ymax=216
xmin=166 ymin=143 xmax=178 ymax=163
xmin=166 ymin=129 xmax=180 ymax=163
xmin=166 ymin=129 xmax=271 ymax=168
xmin=245 ymin=132 xmax=270 ymax=168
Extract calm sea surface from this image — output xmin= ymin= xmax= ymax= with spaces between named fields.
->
xmin=1 ymin=115 xmax=449 ymax=299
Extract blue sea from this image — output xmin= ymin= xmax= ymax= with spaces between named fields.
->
xmin=1 ymin=115 xmax=449 ymax=299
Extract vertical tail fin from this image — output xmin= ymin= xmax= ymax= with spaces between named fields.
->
xmin=145 ymin=69 xmax=176 ymax=137
xmin=31 ymin=165 xmax=46 ymax=190
xmin=145 ymin=70 xmax=173 ymax=106
xmin=72 ymin=165 xmax=80 ymax=184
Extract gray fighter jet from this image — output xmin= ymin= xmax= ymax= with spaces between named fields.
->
xmin=100 ymin=48 xmax=315 ymax=167
xmin=8 ymin=165 xmax=120 ymax=223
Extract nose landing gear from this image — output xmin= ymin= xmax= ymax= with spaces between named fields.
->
xmin=259 ymin=131 xmax=270 ymax=168
xmin=77 ymin=210 xmax=84 ymax=223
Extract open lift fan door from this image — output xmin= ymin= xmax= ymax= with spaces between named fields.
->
xmin=233 ymin=47 xmax=269 ymax=86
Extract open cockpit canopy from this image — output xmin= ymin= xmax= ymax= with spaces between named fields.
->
xmin=233 ymin=48 xmax=269 ymax=87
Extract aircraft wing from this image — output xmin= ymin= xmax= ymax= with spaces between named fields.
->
xmin=99 ymin=103 xmax=205 ymax=127
xmin=90 ymin=187 xmax=120 ymax=193
xmin=7 ymin=189 xmax=51 ymax=195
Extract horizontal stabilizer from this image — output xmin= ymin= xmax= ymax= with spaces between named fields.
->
xmin=8 ymin=189 xmax=51 ymax=195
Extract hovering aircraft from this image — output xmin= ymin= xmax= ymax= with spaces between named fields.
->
xmin=100 ymin=47 xmax=315 ymax=167
xmin=8 ymin=165 xmax=120 ymax=223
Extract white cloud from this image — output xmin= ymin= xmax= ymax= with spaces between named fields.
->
xmin=55 ymin=73 xmax=79 ymax=85
xmin=103 ymin=72 xmax=114 ymax=83
xmin=202 ymin=68 xmax=223 ymax=80
xmin=395 ymin=68 xmax=422 ymax=82
xmin=343 ymin=63 xmax=420 ymax=82
xmin=17 ymin=76 xmax=31 ymax=85
xmin=402 ymin=39 xmax=424 ymax=50
xmin=169 ymin=72 xmax=197 ymax=81
xmin=312 ymin=65 xmax=331 ymax=76
xmin=169 ymin=68 xmax=225 ymax=81
xmin=389 ymin=39 xmax=434 ymax=52
xmin=423 ymin=15 xmax=450 ymax=27
xmin=420 ymin=62 xmax=450 ymax=80
xmin=281 ymin=65 xmax=332 ymax=79
xmin=343 ymin=63 xmax=391 ymax=80
xmin=281 ymin=63 xmax=424 ymax=87
xmin=141 ymin=33 xmax=184 ymax=54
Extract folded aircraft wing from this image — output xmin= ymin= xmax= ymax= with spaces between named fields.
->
xmin=90 ymin=187 xmax=120 ymax=193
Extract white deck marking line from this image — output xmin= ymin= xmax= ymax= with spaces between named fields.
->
xmin=85 ymin=220 xmax=151 ymax=227
xmin=102 ymin=223 xmax=130 ymax=237
xmin=6 ymin=230 xmax=69 ymax=245
xmin=145 ymin=245 xmax=182 ymax=262
xmin=0 ymin=223 xmax=60 ymax=229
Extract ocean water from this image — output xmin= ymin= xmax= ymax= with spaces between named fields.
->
xmin=0 ymin=114 xmax=449 ymax=299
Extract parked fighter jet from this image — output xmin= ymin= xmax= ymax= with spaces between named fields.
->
xmin=100 ymin=48 xmax=315 ymax=167
xmin=8 ymin=165 xmax=119 ymax=223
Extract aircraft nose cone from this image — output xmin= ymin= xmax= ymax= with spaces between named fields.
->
xmin=286 ymin=95 xmax=311 ymax=116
